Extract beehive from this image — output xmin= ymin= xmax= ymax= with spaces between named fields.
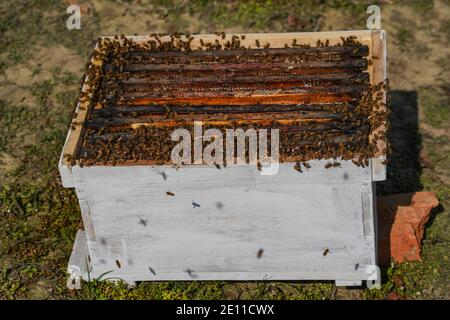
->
xmin=60 ymin=30 xmax=387 ymax=287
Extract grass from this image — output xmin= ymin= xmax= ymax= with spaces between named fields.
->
xmin=420 ymin=87 xmax=450 ymax=128
xmin=0 ymin=0 xmax=449 ymax=300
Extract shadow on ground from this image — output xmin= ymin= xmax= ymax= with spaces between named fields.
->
xmin=378 ymin=91 xmax=421 ymax=196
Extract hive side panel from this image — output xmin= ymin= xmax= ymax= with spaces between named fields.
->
xmin=70 ymin=162 xmax=376 ymax=281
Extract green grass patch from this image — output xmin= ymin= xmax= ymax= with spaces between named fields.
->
xmin=420 ymin=87 xmax=450 ymax=129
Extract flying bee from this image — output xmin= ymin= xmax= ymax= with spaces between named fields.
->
xmin=116 ymin=260 xmax=122 ymax=268
xmin=323 ymin=248 xmax=330 ymax=256
xmin=257 ymin=248 xmax=264 ymax=259
xmin=216 ymin=202 xmax=224 ymax=209
xmin=166 ymin=191 xmax=175 ymax=196
xmin=159 ymin=171 xmax=167 ymax=180
xmin=184 ymin=268 xmax=196 ymax=278
xmin=149 ymin=267 xmax=156 ymax=275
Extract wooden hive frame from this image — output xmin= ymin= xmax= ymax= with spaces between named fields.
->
xmin=60 ymin=30 xmax=387 ymax=287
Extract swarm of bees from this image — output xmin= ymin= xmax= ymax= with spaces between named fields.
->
xmin=64 ymin=33 xmax=390 ymax=169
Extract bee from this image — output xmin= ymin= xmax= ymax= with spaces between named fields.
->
xmin=215 ymin=163 xmax=221 ymax=169
xmin=184 ymin=268 xmax=196 ymax=278
xmin=358 ymin=154 xmax=364 ymax=166
xmin=332 ymin=162 xmax=341 ymax=167
xmin=160 ymin=13 xmax=168 ymax=20
xmin=149 ymin=267 xmax=156 ymax=275
xmin=294 ymin=162 xmax=302 ymax=172
xmin=325 ymin=162 xmax=333 ymax=169
xmin=159 ymin=171 xmax=168 ymax=180
xmin=139 ymin=218 xmax=148 ymax=226
xmin=255 ymin=39 xmax=260 ymax=48
xmin=192 ymin=201 xmax=201 ymax=208
xmin=303 ymin=162 xmax=311 ymax=169
xmin=116 ymin=260 xmax=122 ymax=268
xmin=323 ymin=248 xmax=330 ymax=256
xmin=166 ymin=191 xmax=175 ymax=196
xmin=257 ymin=161 xmax=262 ymax=171
xmin=263 ymin=42 xmax=270 ymax=49
xmin=257 ymin=248 xmax=264 ymax=259
xmin=241 ymin=35 xmax=246 ymax=40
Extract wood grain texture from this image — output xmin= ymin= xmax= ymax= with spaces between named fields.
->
xmin=370 ymin=30 xmax=387 ymax=180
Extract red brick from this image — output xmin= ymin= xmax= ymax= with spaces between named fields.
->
xmin=377 ymin=192 xmax=439 ymax=265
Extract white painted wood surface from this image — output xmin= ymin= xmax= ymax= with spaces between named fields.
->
xmin=64 ymin=160 xmax=378 ymax=286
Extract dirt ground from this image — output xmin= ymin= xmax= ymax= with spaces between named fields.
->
xmin=0 ymin=0 xmax=449 ymax=299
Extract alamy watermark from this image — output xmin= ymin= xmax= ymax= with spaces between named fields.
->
xmin=66 ymin=5 xmax=81 ymax=30
xmin=171 ymin=121 xmax=280 ymax=175
xmin=66 ymin=4 xmax=381 ymax=31
xmin=366 ymin=5 xmax=381 ymax=29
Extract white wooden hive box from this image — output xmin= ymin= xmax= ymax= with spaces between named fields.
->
xmin=59 ymin=30 xmax=387 ymax=287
